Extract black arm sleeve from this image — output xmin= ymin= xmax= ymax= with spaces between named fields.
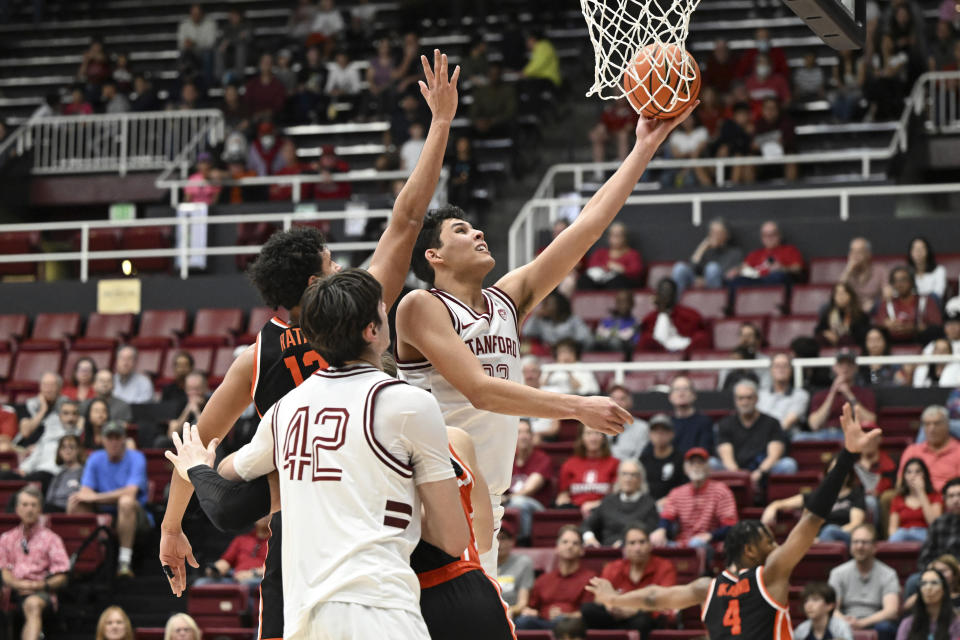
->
xmin=803 ymin=448 xmax=857 ymax=520
xmin=187 ymin=466 xmax=271 ymax=533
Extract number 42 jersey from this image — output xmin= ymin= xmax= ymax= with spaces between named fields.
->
xmin=702 ymin=566 xmax=793 ymax=640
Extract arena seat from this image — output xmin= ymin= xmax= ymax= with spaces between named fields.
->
xmin=120 ymin=227 xmax=173 ymax=273
xmin=20 ymin=312 xmax=80 ymax=351
xmin=143 ymin=448 xmax=174 ymax=505
xmin=572 ymin=291 xmax=619 ymax=325
xmin=237 ymin=306 xmax=278 ymax=345
xmin=0 ymin=451 xmax=17 ymax=474
xmin=880 ymin=436 xmax=912 ymax=466
xmin=73 ymin=312 xmax=135 ymax=349
xmin=652 ymin=547 xmax=705 ymax=584
xmin=792 ymin=542 xmax=848 ymax=583
xmin=47 ymin=513 xmax=113 ymax=574
xmin=187 ymin=584 xmax=249 ymax=628
xmin=790 ymin=441 xmax=836 ymax=472
xmin=767 ymin=316 xmax=817 ymax=349
xmin=809 ymin=258 xmax=847 ymax=284
xmin=588 ymin=632 xmax=642 ymax=640
xmin=0 ymin=352 xmax=12 ymax=385
xmin=75 ymin=228 xmax=121 ymax=275
xmin=852 ymin=631 xmax=879 ymax=640
xmin=0 ymin=513 xmax=21 ymax=531
xmin=512 ymin=548 xmax=555 ymax=574
xmin=131 ymin=310 xmax=187 ymax=348
xmin=647 ymin=262 xmax=673 ymax=288
xmin=515 ymin=632 xmax=552 ymax=640
xmin=939 ymin=253 xmax=960 ymax=283
xmin=531 ymin=509 xmax=582 ymax=547
xmin=622 ymin=371 xmax=659 ymax=393
xmin=790 ymin=284 xmax=832 ymax=316
xmin=0 ymin=480 xmax=29 ymax=510
xmin=201 ymin=629 xmax=257 ymax=640
xmin=0 ymin=314 xmax=28 ymax=351
xmin=537 ymin=441 xmax=574 ymax=473
xmin=709 ymin=471 xmax=753 ymax=507
xmin=712 ymin=317 xmax=768 ymax=351
xmin=61 ymin=349 xmax=113 ymax=383
xmin=733 ymin=286 xmax=786 ymax=317
xmin=767 ymin=471 xmax=821 ymax=502
xmin=679 ymin=289 xmax=727 ymax=319
xmin=134 ymin=629 xmax=164 ymax=640
xmin=0 ymin=231 xmax=40 ymax=277
xmin=685 ymin=371 xmax=719 ymax=390
xmin=209 ymin=347 xmax=238 ymax=386
xmin=181 ymin=308 xmax=244 ymax=347
xmin=875 ymin=541 xmax=923 ymax=584
xmin=580 ymin=546 xmax=621 ymax=574
xmin=136 ymin=347 xmax=166 ymax=379
xmin=7 ymin=350 xmax=63 ymax=395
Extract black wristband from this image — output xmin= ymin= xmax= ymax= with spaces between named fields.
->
xmin=803 ymin=448 xmax=857 ymax=520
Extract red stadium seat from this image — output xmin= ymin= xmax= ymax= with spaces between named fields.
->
xmin=7 ymin=351 xmax=63 ymax=395
xmin=136 ymin=348 xmax=166 ymax=379
xmin=809 ymin=258 xmax=847 ymax=285
xmin=712 ymin=317 xmax=767 ymax=351
xmin=121 ymin=227 xmax=172 ymax=273
xmin=512 ymin=548 xmax=555 ymax=574
xmin=622 ymin=371 xmax=659 ymax=393
xmin=0 ymin=513 xmax=21 ymax=531
xmin=792 ymin=543 xmax=848 ymax=583
xmin=872 ymin=256 xmax=902 ymax=275
xmin=75 ymin=228 xmax=121 ymax=274
xmin=790 ymin=284 xmax=832 ymax=316
xmin=142 ymin=449 xmax=174 ymax=505
xmin=0 ymin=231 xmax=40 ymax=277
xmin=47 ymin=513 xmax=112 ymax=574
xmin=131 ymin=310 xmax=187 ymax=348
xmin=181 ymin=308 xmax=244 ymax=347
xmin=875 ymin=541 xmax=923 ymax=584
xmin=679 ymin=289 xmax=727 ymax=320
xmin=201 ymin=629 xmax=257 ymax=640
xmin=733 ymin=286 xmax=786 ymax=317
xmin=767 ymin=471 xmax=821 ymax=502
xmin=237 ymin=306 xmax=279 ymax=345
xmin=210 ymin=347 xmax=238 ymax=386
xmin=531 ymin=509 xmax=582 ymax=548
xmin=632 ymin=291 xmax=656 ymax=320
xmin=537 ymin=442 xmax=574 ymax=473
xmin=890 ymin=344 xmax=921 ymax=356
xmin=647 ymin=262 xmax=672 ymax=289
xmin=557 ymin=419 xmax=582 ymax=441
xmin=0 ymin=352 xmax=12 ymax=383
xmin=0 ymin=451 xmax=17 ymax=474
xmin=74 ymin=312 xmax=135 ymax=350
xmin=685 ymin=371 xmax=718 ymax=391
xmin=767 ymin=316 xmax=817 ymax=349
xmin=572 ymin=291 xmax=619 ymax=325
xmin=880 ymin=437 xmax=912 ymax=466
xmin=61 ymin=349 xmax=113 ymax=383
xmin=135 ymin=630 xmax=164 ymax=640
xmin=709 ymin=471 xmax=753 ymax=507
xmin=161 ymin=347 xmax=214 ymax=381
xmin=581 ymin=351 xmax=625 ymax=391
xmin=939 ymin=253 xmax=960 ymax=283
xmin=515 ymin=632 xmax=553 ymax=640
xmin=652 ymin=547 xmax=705 ymax=584
xmin=587 ymin=632 xmax=643 ymax=640
xmin=0 ymin=314 xmax=28 ymax=352
xmin=580 ymin=547 xmax=621 ymax=574
xmin=0 ymin=480 xmax=28 ymax=510
xmin=790 ymin=441 xmax=836 ymax=473
xmin=188 ymin=584 xmax=249 ymax=627
xmin=20 ymin=312 xmax=81 ymax=351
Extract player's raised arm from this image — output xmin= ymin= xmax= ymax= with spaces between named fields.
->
xmin=448 ymin=426 xmax=494 ymax=554
xmin=495 ymin=103 xmax=698 ymax=318
xmin=396 ymin=291 xmax=630 ymax=434
xmin=368 ymin=49 xmax=460 ymax=308
xmin=587 ymin=576 xmax=711 ymax=612
xmin=763 ymin=404 xmax=881 ymax=599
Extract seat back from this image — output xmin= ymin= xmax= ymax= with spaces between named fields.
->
xmin=791 ymin=543 xmax=848 ymax=582
xmin=733 ymin=286 xmax=786 ymax=317
xmin=767 ymin=471 xmax=821 ymax=502
xmin=809 ymin=258 xmax=847 ymax=284
xmin=767 ymin=316 xmax=817 ymax=349
xmin=0 ymin=314 xmax=28 ymax=344
xmin=652 ymin=547 xmax=704 ymax=584
xmin=142 ymin=449 xmax=174 ymax=504
xmin=85 ymin=313 xmax=135 ymax=341
xmin=61 ymin=349 xmax=113 ymax=382
xmin=581 ymin=547 xmax=621 ymax=574
xmin=30 ymin=312 xmax=81 ymax=343
xmin=679 ymin=290 xmax=727 ymax=319
xmin=47 ymin=513 xmax=109 ymax=574
xmin=790 ymin=285 xmax=832 ymax=315
xmin=187 ymin=584 xmax=249 ymax=628
xmin=134 ymin=310 xmax=187 ymax=346
xmin=531 ymin=509 xmax=583 ymax=548
xmin=9 ymin=351 xmax=64 ymax=393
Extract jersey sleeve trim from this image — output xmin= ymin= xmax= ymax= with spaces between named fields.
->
xmin=433 ymin=288 xmax=490 ymax=323
xmin=364 ymin=379 xmax=414 ymax=478
xmin=449 ymin=446 xmax=474 ymax=489
xmin=701 ymin=576 xmax=718 ymax=622
xmin=487 ymin=286 xmax=521 ymax=335
xmin=756 ymin=566 xmax=789 ymax=612
xmin=429 ymin=290 xmax=462 ymax=333
xmin=251 ymin=331 xmax=263 ymax=417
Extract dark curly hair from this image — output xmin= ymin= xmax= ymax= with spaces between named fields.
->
xmin=300 ymin=269 xmax=383 ymax=367
xmin=723 ymin=520 xmax=771 ymax=567
xmin=246 ymin=227 xmax=327 ymax=310
xmin=411 ymin=205 xmax=469 ymax=286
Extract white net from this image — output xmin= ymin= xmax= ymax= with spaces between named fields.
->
xmin=581 ymin=0 xmax=702 ymax=113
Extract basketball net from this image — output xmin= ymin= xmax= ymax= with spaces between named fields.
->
xmin=580 ymin=0 xmax=702 ymax=112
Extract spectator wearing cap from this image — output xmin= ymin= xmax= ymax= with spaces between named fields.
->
xmin=758 ymin=353 xmax=810 ymax=434
xmin=805 ymin=351 xmax=877 ymax=439
xmin=18 ymin=372 xmax=67 ymax=450
xmin=603 ymin=386 xmax=648 ymax=461
xmin=716 ymin=380 xmax=797 ymax=488
xmin=69 ymin=422 xmax=150 ymax=578
xmin=556 ymin=426 xmax=620 ymax=517
xmin=580 ymin=525 xmax=676 ymax=635
xmin=639 ymin=414 xmax=687 ymax=502
xmin=515 ymin=525 xmax=595 ymax=631
xmin=650 ymin=448 xmax=738 ymax=558
xmin=872 ymin=266 xmax=943 ymax=344
xmin=113 ymin=346 xmax=154 ymax=405
xmin=506 ymin=419 xmax=554 ymax=541
xmin=582 ymin=460 xmax=659 ymax=548
xmin=898 ymin=406 xmax=960 ymax=492
xmin=667 ymin=376 xmax=715 ymax=456
xmin=184 ymin=152 xmax=221 ymax=205
xmin=0 ymin=486 xmax=70 ymax=640
xmin=248 ymin=122 xmax=287 ymax=177
xmin=244 ymin=53 xmax=287 ymax=121
xmin=636 ymin=278 xmax=711 ymax=353
xmin=496 ymin=522 xmax=535 ymax=619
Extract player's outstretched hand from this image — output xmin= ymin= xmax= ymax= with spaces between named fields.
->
xmin=165 ymin=423 xmax=219 ymax=483
xmin=419 ymin=49 xmax=460 ymax=123
xmin=634 ymin=100 xmax=700 ymax=147
xmin=159 ymin=529 xmax=198 ymax=598
xmin=576 ymin=396 xmax=631 ymax=435
xmin=839 ymin=403 xmax=882 ymax=454
xmin=586 ymin=577 xmax=618 ymax=607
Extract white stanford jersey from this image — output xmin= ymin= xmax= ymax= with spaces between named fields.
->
xmin=397 ymin=286 xmax=522 ymax=500
xmin=233 ymin=363 xmax=455 ymax=639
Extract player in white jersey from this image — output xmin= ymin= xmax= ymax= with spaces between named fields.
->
xmin=396 ymin=103 xmax=698 ymax=575
xmin=219 ymin=269 xmax=469 ymax=640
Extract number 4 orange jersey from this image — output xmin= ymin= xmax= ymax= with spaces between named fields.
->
xmin=702 ymin=566 xmax=793 ymax=640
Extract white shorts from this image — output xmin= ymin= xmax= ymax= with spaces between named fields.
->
xmin=294 ymin=601 xmax=430 ymax=640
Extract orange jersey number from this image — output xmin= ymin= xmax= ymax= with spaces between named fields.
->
xmin=722 ymin=599 xmax=742 ymax=635
xmin=283 ymin=350 xmax=327 ymax=386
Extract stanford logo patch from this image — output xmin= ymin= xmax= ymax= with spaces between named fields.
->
xmin=498 ymin=307 xmax=507 ymax=320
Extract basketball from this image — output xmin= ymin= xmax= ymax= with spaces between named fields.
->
xmin=622 ymin=43 xmax=701 ymax=119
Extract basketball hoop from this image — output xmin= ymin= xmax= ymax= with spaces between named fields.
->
xmin=580 ymin=0 xmax=703 ymax=114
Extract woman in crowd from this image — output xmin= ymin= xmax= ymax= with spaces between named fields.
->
xmin=908 ymin=236 xmax=947 ymax=303
xmin=96 ymin=606 xmax=134 ymax=640
xmin=888 ymin=457 xmax=942 ymax=542
xmin=164 ymin=613 xmax=202 ymax=640
xmin=816 ymin=281 xmax=870 ymax=348
xmin=45 ymin=435 xmax=85 ymax=513
xmin=555 ymin=425 xmax=619 ymax=516
xmin=895 ymin=569 xmax=960 ymax=640
xmin=904 ymin=555 xmax=960 ymax=611
xmin=63 ymin=356 xmax=97 ymax=402
xmin=581 ymin=222 xmax=644 ymax=289
xmin=912 ymin=338 xmax=960 ymax=388
xmin=859 ymin=326 xmax=906 ymax=386
xmin=81 ymin=398 xmax=111 ymax=448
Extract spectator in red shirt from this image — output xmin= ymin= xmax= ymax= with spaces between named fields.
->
xmin=64 ymin=85 xmax=94 ymax=116
xmin=581 ymin=525 xmax=677 ymax=635
xmin=506 ymin=418 xmax=555 ymax=541
xmin=515 ymin=525 xmax=596 ymax=631
xmin=636 ymin=277 xmax=711 ymax=353
xmin=556 ymin=426 xmax=621 ymax=516
xmin=63 ymin=356 xmax=97 ymax=403
xmin=247 ymin=122 xmax=287 ymax=177
xmin=194 ymin=514 xmax=271 ymax=589
xmin=889 ymin=457 xmax=944 ymax=543
xmin=701 ymin=39 xmax=738 ymax=94
xmin=588 ymin=98 xmax=639 ymax=172
xmin=744 ymin=54 xmax=791 ymax=112
xmin=806 ymin=350 xmax=878 ymax=438
xmin=872 ymin=266 xmax=943 ymax=344
xmin=898 ymin=406 xmax=960 ymax=492
xmin=650 ymin=448 xmax=738 ymax=559
xmin=244 ymin=53 xmax=287 ymax=121
xmin=268 ymin=140 xmax=311 ymax=202
xmin=581 ymin=223 xmax=644 ymax=290
xmin=727 ymin=220 xmax=804 ymax=303
xmin=735 ymin=28 xmax=791 ymax=80
xmin=0 ymin=486 xmax=70 ymax=640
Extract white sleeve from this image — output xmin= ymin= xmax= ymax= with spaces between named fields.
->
xmin=375 ymin=385 xmax=455 ymax=486
xmin=233 ymin=404 xmax=278 ymax=481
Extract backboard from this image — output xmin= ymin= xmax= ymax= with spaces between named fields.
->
xmin=782 ymin=0 xmax=866 ymax=50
